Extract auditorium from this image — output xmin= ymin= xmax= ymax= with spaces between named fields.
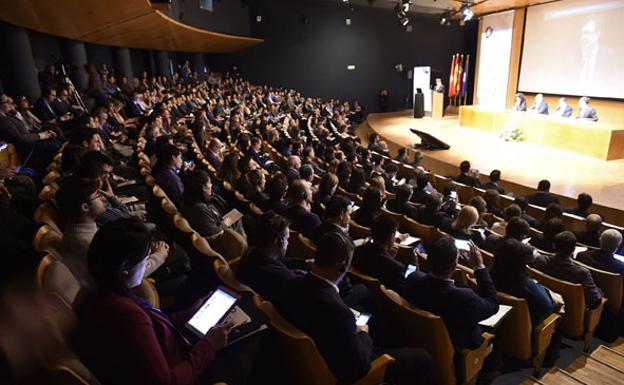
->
xmin=1 ymin=0 xmax=624 ymax=384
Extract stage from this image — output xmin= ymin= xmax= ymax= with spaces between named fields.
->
xmin=363 ymin=110 xmax=624 ymax=225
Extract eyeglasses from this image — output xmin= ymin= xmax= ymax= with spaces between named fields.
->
xmin=85 ymin=191 xmax=103 ymax=203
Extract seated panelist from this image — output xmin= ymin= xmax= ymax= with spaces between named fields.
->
xmin=577 ymin=96 xmax=598 ymax=122
xmin=529 ymin=94 xmax=549 ymax=115
xmin=511 ymin=92 xmax=527 ymax=112
xmin=553 ymin=97 xmax=573 ymax=118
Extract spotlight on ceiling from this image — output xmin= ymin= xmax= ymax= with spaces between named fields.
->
xmin=440 ymin=16 xmax=447 ymax=25
xmin=401 ymin=0 xmax=411 ymax=13
xmin=460 ymin=5 xmax=474 ymax=22
xmin=400 ymin=17 xmax=410 ymax=26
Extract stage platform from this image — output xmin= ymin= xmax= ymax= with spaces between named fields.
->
xmin=459 ymin=106 xmax=624 ymax=160
xmin=364 ymin=110 xmax=624 ymax=225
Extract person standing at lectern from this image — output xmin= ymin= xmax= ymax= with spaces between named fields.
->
xmin=434 ymin=78 xmax=445 ymax=94
xmin=511 ymin=93 xmax=528 ymax=112
xmin=529 ymin=94 xmax=549 ymax=115
xmin=553 ymin=98 xmax=573 ymax=118
xmin=577 ymin=96 xmax=598 ymax=122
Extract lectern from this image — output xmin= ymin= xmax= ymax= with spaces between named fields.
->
xmin=432 ymin=91 xmax=444 ymax=119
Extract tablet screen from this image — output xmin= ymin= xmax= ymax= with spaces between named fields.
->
xmin=454 ymin=239 xmax=471 ymax=251
xmin=187 ymin=289 xmax=238 ymax=336
xmin=356 ymin=313 xmax=371 ymax=326
xmin=404 ymin=264 xmax=417 ymax=278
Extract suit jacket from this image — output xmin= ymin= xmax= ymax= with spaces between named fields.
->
xmin=352 ymin=208 xmax=380 ymax=229
xmin=74 ymin=293 xmax=215 ymax=385
xmin=579 ymin=107 xmax=598 ymax=122
xmin=481 ymin=182 xmax=505 ymax=194
xmin=574 ymin=230 xmax=600 ymax=247
xmin=410 ymin=189 xmax=430 ymax=205
xmin=286 ymin=204 xmax=322 ymax=239
xmin=181 ymin=201 xmax=223 ymax=238
xmin=491 ymin=273 xmax=554 ymax=327
xmin=527 ymin=191 xmax=560 ymax=208
xmin=531 ymin=254 xmax=603 ymax=309
xmin=236 ymin=247 xmax=301 ymax=302
xmin=285 ymin=168 xmax=300 ymax=183
xmin=0 ymin=113 xmax=40 ymax=147
xmin=386 ymin=199 xmax=418 ymax=220
xmin=565 ymin=208 xmax=589 ymax=218
xmin=455 ymin=173 xmax=480 ymax=188
xmin=277 ymin=274 xmax=374 ymax=383
xmin=403 ymin=268 xmax=499 ymax=350
xmin=153 ymin=166 xmax=185 ymax=208
xmin=577 ymin=249 xmax=624 ymax=276
xmin=530 ymin=101 xmax=549 ymax=115
xmin=353 ymin=242 xmax=406 ymax=293
xmin=34 ymin=97 xmax=58 ymax=122
xmin=555 ymin=105 xmax=573 ymax=118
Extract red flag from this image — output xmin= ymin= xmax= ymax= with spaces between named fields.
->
xmin=455 ymin=54 xmax=464 ymax=98
xmin=448 ymin=54 xmax=456 ymax=98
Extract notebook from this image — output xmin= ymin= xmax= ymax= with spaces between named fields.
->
xmin=479 ymin=305 xmax=513 ymax=329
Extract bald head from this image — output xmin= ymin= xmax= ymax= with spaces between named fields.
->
xmin=600 ymin=229 xmax=623 ymax=254
xmin=586 ymin=214 xmax=602 ymax=232
xmin=288 ymin=155 xmax=301 ymax=170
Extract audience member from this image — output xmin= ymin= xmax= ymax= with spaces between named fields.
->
xmin=278 ymin=232 xmax=431 ymax=385
xmin=444 ymin=205 xmax=486 ymax=248
xmin=311 ymin=194 xmax=352 ymax=245
xmin=404 ymin=236 xmax=499 ymax=350
xmin=481 ymin=169 xmax=505 ymax=194
xmin=515 ymin=196 xmax=539 ymax=228
xmin=491 ymin=204 xmax=522 ymax=236
xmin=352 ymin=215 xmax=407 ymax=293
xmin=312 ymin=172 xmax=338 ymax=215
xmin=264 ymin=174 xmax=288 ymax=215
xmin=182 ymin=170 xmax=225 ymax=238
xmin=537 ymin=203 xmax=564 ymax=231
xmin=532 ymin=231 xmax=603 ymax=309
xmin=574 ymin=214 xmax=603 ymax=247
xmin=528 ymin=180 xmax=560 ymax=208
xmin=529 ymin=218 xmax=565 ymax=253
xmin=566 ymin=193 xmax=593 ymax=218
xmin=152 ymin=144 xmax=184 ymax=207
xmin=285 ymin=155 xmax=301 ymax=183
xmin=577 ymin=230 xmax=624 ymax=276
xmin=410 ymin=172 xmax=430 ymax=205
xmin=483 ymin=189 xmax=503 ymax=217
xmin=386 ymin=184 xmax=418 ymax=219
xmin=286 ymin=179 xmax=321 ymax=239
xmin=352 ymin=186 xmax=383 ymax=228
xmin=455 ymin=160 xmax=480 ymax=187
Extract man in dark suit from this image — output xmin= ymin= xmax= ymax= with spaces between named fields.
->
xmin=574 ymin=214 xmax=602 ymax=247
xmin=311 ymin=195 xmax=352 ymax=245
xmin=278 ymin=232 xmax=431 ymax=385
xmin=403 ymin=236 xmax=499 ymax=350
xmin=34 ymin=88 xmax=60 ymax=124
xmin=514 ymin=196 xmax=539 ymax=228
xmin=386 ymin=184 xmax=419 ymax=220
xmin=410 ymin=172 xmax=430 ymax=205
xmin=382 ymin=162 xmax=399 ymax=194
xmin=481 ymin=169 xmax=505 ymax=194
xmin=352 ymin=215 xmax=407 ymax=293
xmin=527 ymin=180 xmax=560 ymax=208
xmin=529 ymin=94 xmax=549 ymax=115
xmin=565 ymin=193 xmax=593 ymax=218
xmin=248 ymin=136 xmax=269 ymax=167
xmin=577 ymin=229 xmax=624 ymax=276
xmin=285 ymin=180 xmax=321 ymax=239
xmin=578 ymin=96 xmax=598 ymax=122
xmin=455 ymin=160 xmax=480 ymax=187
xmin=236 ymin=212 xmax=306 ymax=302
xmin=285 ymin=155 xmax=301 ymax=183
xmin=532 ymin=231 xmax=603 ymax=309
xmin=554 ymin=97 xmax=573 ymax=118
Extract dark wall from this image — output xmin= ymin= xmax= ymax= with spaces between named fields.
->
xmin=162 ymin=0 xmax=251 ymax=37
xmin=207 ymin=0 xmax=478 ymax=112
xmin=28 ymin=30 xmax=62 ymax=71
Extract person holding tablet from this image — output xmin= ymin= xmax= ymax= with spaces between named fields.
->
xmin=73 ymin=218 xmax=234 ymax=385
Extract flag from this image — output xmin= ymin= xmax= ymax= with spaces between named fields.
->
xmin=455 ymin=54 xmax=463 ymax=98
xmin=461 ymin=54 xmax=470 ymax=98
xmin=448 ymin=54 xmax=456 ymax=98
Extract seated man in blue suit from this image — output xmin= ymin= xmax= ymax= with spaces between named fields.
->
xmin=554 ymin=97 xmax=573 ymax=118
xmin=278 ymin=232 xmax=431 ymax=385
xmin=529 ymin=93 xmax=549 ymax=115
xmin=577 ymin=96 xmax=598 ymax=122
xmin=403 ymin=235 xmax=499 ymax=350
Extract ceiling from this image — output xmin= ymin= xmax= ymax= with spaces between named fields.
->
xmin=330 ymin=0 xmax=560 ymax=17
xmin=0 ymin=0 xmax=263 ymax=53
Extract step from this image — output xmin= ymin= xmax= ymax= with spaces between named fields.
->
xmin=539 ymin=368 xmax=587 ymax=385
xmin=565 ymin=355 xmax=624 ymax=385
xmin=590 ymin=345 xmax=624 ymax=372
xmin=609 ymin=337 xmax=624 ymax=355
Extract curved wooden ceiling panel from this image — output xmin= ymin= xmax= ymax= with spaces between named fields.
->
xmin=450 ymin=0 xmax=561 ymax=16
xmin=0 ymin=0 xmax=262 ymax=53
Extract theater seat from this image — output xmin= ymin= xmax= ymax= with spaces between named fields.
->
xmin=36 ymin=254 xmax=80 ymax=310
xmin=349 ymin=220 xmax=371 ymax=240
xmin=257 ymin=299 xmax=394 ymax=385
xmin=33 ymin=224 xmax=63 ymax=256
xmin=376 ymin=285 xmax=494 ymax=385
xmin=496 ymin=292 xmax=560 ymax=376
xmin=574 ymin=260 xmax=623 ymax=314
xmin=528 ymin=267 xmax=607 ymax=351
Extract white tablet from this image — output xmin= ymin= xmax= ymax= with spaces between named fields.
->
xmin=454 ymin=239 xmax=471 ymax=252
xmin=404 ymin=264 xmax=418 ymax=278
xmin=186 ymin=288 xmax=239 ymax=338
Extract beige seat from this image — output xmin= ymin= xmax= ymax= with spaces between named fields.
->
xmin=496 ymin=292 xmax=560 ymax=376
xmin=381 ymin=207 xmax=406 ymax=231
xmin=36 ymin=254 xmax=80 ymax=310
xmin=574 ymin=260 xmax=623 ymax=314
xmin=210 ymin=228 xmax=248 ymax=263
xmin=257 ymin=299 xmax=394 ymax=385
xmin=39 ymin=184 xmax=58 ymax=203
xmin=403 ymin=217 xmax=438 ymax=248
xmin=33 ymin=224 xmax=63 ymax=255
xmin=349 ymin=220 xmax=371 ymax=240
xmin=376 ymin=286 xmax=494 ymax=385
xmin=35 ymin=202 xmax=62 ymax=234
xmin=528 ymin=267 xmax=607 ymax=351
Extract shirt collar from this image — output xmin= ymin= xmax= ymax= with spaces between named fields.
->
xmin=310 ymin=271 xmax=340 ymax=293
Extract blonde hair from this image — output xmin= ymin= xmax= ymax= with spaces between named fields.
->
xmin=370 ymin=174 xmax=386 ymax=197
xmin=452 ymin=205 xmax=479 ymax=233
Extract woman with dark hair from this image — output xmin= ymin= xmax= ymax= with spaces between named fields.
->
xmin=352 ymin=186 xmax=382 ymax=228
xmin=312 ymin=172 xmax=338 ymax=215
xmin=152 ymin=143 xmax=184 ymax=207
xmin=537 ymin=203 xmax=564 ymax=231
xmin=182 ymin=170 xmax=225 ymax=238
xmin=491 ymin=238 xmax=555 ymax=327
xmin=74 ymin=218 xmax=231 ymax=385
xmin=346 ymin=167 xmax=367 ymax=197
xmin=336 ymin=161 xmax=351 ymax=190
xmin=242 ymin=169 xmax=269 ymax=208
xmin=216 ymin=153 xmax=241 ymax=187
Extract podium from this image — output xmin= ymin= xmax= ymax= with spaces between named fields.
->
xmin=432 ymin=91 xmax=444 ymax=119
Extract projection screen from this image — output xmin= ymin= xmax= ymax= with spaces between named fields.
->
xmin=518 ymin=0 xmax=624 ymax=99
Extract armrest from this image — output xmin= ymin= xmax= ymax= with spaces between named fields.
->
xmin=584 ymin=297 xmax=607 ymax=342
xmin=352 ymin=354 xmax=395 ymax=385
xmin=533 ymin=313 xmax=560 ymax=357
xmin=460 ymin=332 xmax=495 ymax=384
xmin=212 ymin=259 xmax=255 ymax=295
